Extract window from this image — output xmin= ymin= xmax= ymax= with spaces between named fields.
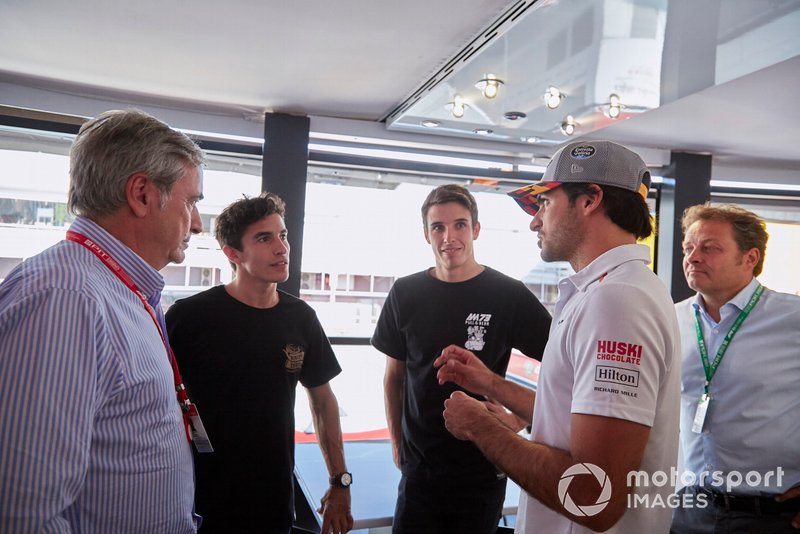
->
xmin=300 ymin=177 xmax=544 ymax=337
xmin=162 ymin=266 xmax=187 ymax=286
xmin=726 ymin=204 xmax=800 ymax=295
xmin=0 ymin=128 xmax=260 ymax=310
xmin=0 ymin=257 xmax=22 ymax=279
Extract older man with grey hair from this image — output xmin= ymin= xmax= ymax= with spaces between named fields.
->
xmin=0 ymin=109 xmax=205 ymax=532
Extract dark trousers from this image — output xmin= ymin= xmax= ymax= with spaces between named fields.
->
xmin=392 ymin=473 xmax=507 ymax=534
xmin=671 ymin=486 xmax=799 ymax=534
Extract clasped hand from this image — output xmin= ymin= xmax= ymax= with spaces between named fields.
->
xmin=435 ymin=344 xmax=509 ymax=440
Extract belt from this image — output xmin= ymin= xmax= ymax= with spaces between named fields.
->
xmin=696 ymin=487 xmax=800 ymax=515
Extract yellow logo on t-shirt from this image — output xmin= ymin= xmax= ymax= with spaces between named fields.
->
xmin=283 ymin=344 xmax=304 ymax=372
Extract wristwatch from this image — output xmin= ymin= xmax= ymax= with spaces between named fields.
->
xmin=329 ymin=471 xmax=353 ymax=488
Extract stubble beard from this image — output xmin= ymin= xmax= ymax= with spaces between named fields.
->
xmin=539 ymin=207 xmax=582 ymax=263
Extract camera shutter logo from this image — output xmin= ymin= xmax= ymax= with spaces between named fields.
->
xmin=558 ymin=463 xmax=612 ymax=517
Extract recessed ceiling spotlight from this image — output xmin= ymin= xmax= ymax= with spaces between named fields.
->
xmin=503 ymin=111 xmax=527 ymax=121
xmin=421 ymin=120 xmax=441 ymax=128
xmin=445 ymin=94 xmax=467 ymax=118
xmin=560 ymin=115 xmax=577 ymax=136
xmin=475 ymin=74 xmax=504 ymax=99
xmin=544 ymin=86 xmax=564 ymax=109
xmin=606 ymin=93 xmax=622 ymax=119
xmin=521 ymin=136 xmax=540 ymax=144
xmin=473 ymin=128 xmax=493 ymax=135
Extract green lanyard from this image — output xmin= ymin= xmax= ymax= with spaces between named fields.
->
xmin=693 ymin=284 xmax=764 ymax=396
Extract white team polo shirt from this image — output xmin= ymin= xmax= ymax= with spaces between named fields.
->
xmin=517 ymin=244 xmax=681 ymax=534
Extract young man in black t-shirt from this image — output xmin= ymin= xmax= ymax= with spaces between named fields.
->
xmin=371 ymin=184 xmax=551 ymax=533
xmin=166 ymin=193 xmax=353 ymax=534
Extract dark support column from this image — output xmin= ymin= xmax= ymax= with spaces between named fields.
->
xmin=656 ymin=152 xmax=712 ymax=302
xmin=655 ymin=0 xmax=718 ymax=302
xmin=262 ymin=112 xmax=310 ymax=297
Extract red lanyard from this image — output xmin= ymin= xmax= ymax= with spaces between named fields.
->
xmin=66 ymin=230 xmax=192 ymax=441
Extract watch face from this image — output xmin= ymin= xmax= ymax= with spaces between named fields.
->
xmin=341 ymin=472 xmax=352 ymax=486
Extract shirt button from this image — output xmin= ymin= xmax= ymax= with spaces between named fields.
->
xmin=713 ymin=329 xmax=719 ymax=334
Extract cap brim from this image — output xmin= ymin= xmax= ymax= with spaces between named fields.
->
xmin=507 ymin=182 xmax=562 ymax=215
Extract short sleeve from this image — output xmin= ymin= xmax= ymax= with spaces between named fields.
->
xmin=298 ymin=307 xmax=341 ymax=388
xmin=370 ymin=283 xmax=407 ymax=361
xmin=569 ymin=283 xmax=669 ymax=427
xmin=512 ymin=284 xmax=552 ymax=360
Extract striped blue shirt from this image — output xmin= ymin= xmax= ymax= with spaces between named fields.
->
xmin=0 ymin=216 xmax=196 ymax=533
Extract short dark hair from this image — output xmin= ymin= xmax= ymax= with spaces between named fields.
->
xmin=560 ymin=182 xmax=653 ymax=239
xmin=214 ymin=192 xmax=286 ymax=251
xmin=681 ymin=203 xmax=769 ymax=276
xmin=420 ymin=184 xmax=479 ymax=228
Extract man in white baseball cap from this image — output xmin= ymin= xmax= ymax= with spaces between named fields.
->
xmin=435 ymin=140 xmax=681 ymax=533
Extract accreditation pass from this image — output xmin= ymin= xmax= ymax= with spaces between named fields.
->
xmin=187 ymin=403 xmax=214 ymax=453
xmin=691 ymin=394 xmax=710 ymax=433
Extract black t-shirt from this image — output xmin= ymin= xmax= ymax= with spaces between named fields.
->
xmin=165 ymin=285 xmax=341 ymax=532
xmin=371 ymin=267 xmax=551 ymax=484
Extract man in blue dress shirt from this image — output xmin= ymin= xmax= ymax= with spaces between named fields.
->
xmin=0 ymin=109 xmax=204 ymax=532
xmin=672 ymin=203 xmax=800 ymax=533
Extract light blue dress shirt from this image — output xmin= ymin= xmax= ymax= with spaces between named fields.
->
xmin=676 ymin=277 xmax=800 ymax=495
xmin=0 ymin=216 xmax=196 ymax=532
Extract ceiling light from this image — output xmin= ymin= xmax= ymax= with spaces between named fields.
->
xmin=421 ymin=120 xmax=441 ymax=128
xmin=473 ymin=128 xmax=493 ymax=135
xmin=475 ymin=74 xmax=504 ymax=99
xmin=445 ymin=94 xmax=467 ymax=118
xmin=544 ymin=86 xmax=564 ymax=109
xmin=606 ymin=93 xmax=622 ymax=119
xmin=560 ymin=115 xmax=577 ymax=136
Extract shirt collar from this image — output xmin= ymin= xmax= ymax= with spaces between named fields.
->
xmin=728 ymin=277 xmax=761 ymax=310
xmin=691 ymin=277 xmax=759 ymax=316
xmin=69 ymin=216 xmax=165 ymax=303
xmin=566 ymin=243 xmax=651 ymax=292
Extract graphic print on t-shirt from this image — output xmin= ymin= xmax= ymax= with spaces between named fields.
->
xmin=464 ymin=313 xmax=492 ymax=351
xmin=283 ymin=344 xmax=305 ymax=372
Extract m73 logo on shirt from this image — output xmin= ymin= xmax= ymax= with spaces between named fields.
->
xmin=465 ymin=313 xmax=492 ymax=326
xmin=464 ymin=313 xmax=492 ymax=351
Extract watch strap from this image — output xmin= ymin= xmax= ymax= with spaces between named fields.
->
xmin=329 ymin=471 xmax=352 ymax=487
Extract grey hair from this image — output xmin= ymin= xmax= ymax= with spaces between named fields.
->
xmin=68 ymin=109 xmax=205 ymax=218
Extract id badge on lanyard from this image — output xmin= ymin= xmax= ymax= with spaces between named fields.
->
xmin=691 ymin=284 xmax=763 ymax=434
xmin=691 ymin=393 xmax=710 ymax=433
xmin=66 ymin=230 xmax=214 ymax=453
